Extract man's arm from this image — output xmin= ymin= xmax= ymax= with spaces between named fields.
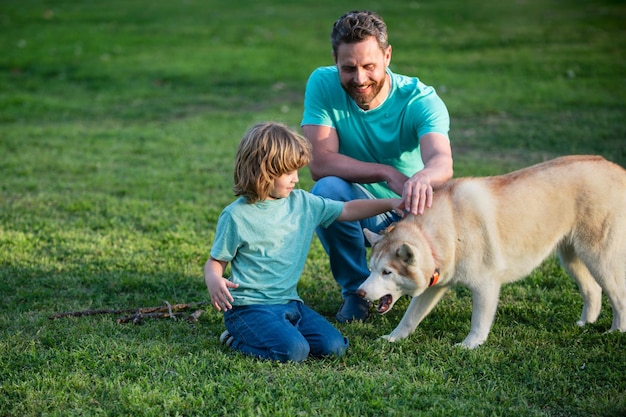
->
xmin=302 ymin=125 xmax=453 ymax=215
xmin=401 ymin=132 xmax=453 ymax=215
xmin=302 ymin=124 xmax=405 ymax=185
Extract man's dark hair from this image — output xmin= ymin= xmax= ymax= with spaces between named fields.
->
xmin=330 ymin=10 xmax=389 ymax=57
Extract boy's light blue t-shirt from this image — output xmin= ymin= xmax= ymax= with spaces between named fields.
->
xmin=301 ymin=66 xmax=450 ymax=199
xmin=210 ymin=189 xmax=344 ymax=306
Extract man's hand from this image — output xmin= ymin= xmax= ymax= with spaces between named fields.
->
xmin=384 ymin=167 xmax=409 ymax=196
xmin=400 ymin=132 xmax=453 ymax=215
xmin=402 ymin=173 xmax=433 ymax=215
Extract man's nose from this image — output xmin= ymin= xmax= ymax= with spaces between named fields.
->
xmin=354 ymin=68 xmax=367 ymax=85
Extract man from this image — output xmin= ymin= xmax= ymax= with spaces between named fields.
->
xmin=301 ymin=10 xmax=453 ymax=323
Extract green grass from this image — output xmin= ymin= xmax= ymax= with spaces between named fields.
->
xmin=1 ymin=0 xmax=625 ymax=416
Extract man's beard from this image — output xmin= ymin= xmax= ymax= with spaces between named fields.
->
xmin=342 ymin=76 xmax=385 ymax=109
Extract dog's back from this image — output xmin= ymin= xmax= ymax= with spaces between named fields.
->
xmin=435 ymin=156 xmax=626 ymax=282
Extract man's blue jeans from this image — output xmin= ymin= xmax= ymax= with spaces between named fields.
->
xmin=311 ymin=176 xmax=402 ymax=296
xmin=223 ymin=301 xmax=349 ymax=363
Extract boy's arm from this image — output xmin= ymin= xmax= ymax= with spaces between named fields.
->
xmin=336 ymin=198 xmax=403 ymax=222
xmin=204 ymin=257 xmax=239 ymax=311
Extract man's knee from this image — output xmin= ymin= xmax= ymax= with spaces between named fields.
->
xmin=311 ymin=176 xmax=353 ymax=201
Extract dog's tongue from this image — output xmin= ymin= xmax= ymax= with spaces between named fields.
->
xmin=377 ymin=295 xmax=393 ymax=314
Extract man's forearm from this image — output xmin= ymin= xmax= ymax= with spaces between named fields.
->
xmin=309 ymin=151 xmax=400 ymax=184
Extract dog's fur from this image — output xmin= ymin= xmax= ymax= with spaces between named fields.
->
xmin=357 ymin=155 xmax=626 ymax=348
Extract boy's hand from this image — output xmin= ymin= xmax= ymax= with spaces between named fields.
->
xmin=206 ymin=276 xmax=239 ymax=311
xmin=391 ymin=198 xmax=406 ymax=218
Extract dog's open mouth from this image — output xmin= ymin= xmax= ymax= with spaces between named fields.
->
xmin=377 ymin=294 xmax=393 ymax=314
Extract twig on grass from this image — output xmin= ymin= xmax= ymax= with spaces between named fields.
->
xmin=186 ymin=309 xmax=204 ymax=323
xmin=49 ymin=301 xmax=208 ymax=325
xmin=164 ymin=300 xmax=175 ymax=320
xmin=116 ymin=309 xmax=206 ymax=325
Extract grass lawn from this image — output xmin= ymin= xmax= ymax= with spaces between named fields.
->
xmin=1 ymin=0 xmax=625 ymax=416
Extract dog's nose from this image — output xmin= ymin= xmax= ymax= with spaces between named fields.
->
xmin=355 ymin=289 xmax=366 ymax=298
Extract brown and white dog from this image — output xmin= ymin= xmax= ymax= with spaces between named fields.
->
xmin=357 ymin=155 xmax=626 ymax=348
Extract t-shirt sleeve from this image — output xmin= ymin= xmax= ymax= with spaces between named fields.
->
xmin=209 ymin=210 xmax=239 ymax=263
xmin=412 ymin=88 xmax=450 ymax=139
xmin=301 ymin=68 xmax=334 ymax=128
xmin=313 ymin=195 xmax=344 ymax=229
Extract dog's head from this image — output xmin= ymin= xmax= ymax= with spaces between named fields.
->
xmin=357 ymin=225 xmax=436 ymax=314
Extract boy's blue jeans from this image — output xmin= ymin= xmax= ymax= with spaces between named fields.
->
xmin=223 ymin=301 xmax=349 ymax=363
xmin=311 ymin=176 xmax=402 ymax=296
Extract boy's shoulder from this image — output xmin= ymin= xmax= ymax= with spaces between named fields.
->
xmin=289 ymin=188 xmax=326 ymax=203
xmin=291 ymin=189 xmax=344 ymax=213
xmin=222 ymin=196 xmax=246 ymax=209
xmin=218 ymin=196 xmax=249 ymax=217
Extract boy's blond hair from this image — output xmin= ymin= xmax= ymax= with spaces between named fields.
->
xmin=234 ymin=122 xmax=311 ymax=203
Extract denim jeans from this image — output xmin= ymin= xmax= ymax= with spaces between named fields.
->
xmin=223 ymin=301 xmax=349 ymax=363
xmin=311 ymin=176 xmax=402 ymax=296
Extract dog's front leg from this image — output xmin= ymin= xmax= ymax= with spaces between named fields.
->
xmin=460 ymin=283 xmax=501 ymax=349
xmin=384 ymin=286 xmax=449 ymax=342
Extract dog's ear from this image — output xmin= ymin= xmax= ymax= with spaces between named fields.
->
xmin=383 ymin=223 xmax=396 ymax=234
xmin=363 ymin=228 xmax=383 ymax=245
xmin=397 ymin=243 xmax=415 ymax=264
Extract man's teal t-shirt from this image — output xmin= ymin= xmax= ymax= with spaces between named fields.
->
xmin=301 ymin=66 xmax=450 ymax=199
xmin=210 ymin=189 xmax=344 ymax=306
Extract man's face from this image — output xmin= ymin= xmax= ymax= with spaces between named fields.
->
xmin=335 ymin=36 xmax=392 ymax=110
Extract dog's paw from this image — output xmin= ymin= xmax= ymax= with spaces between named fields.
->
xmin=381 ymin=328 xmax=412 ymax=342
xmin=457 ymin=337 xmax=485 ymax=349
xmin=380 ymin=334 xmax=397 ymax=342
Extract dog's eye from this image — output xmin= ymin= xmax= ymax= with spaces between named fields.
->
xmin=382 ymin=269 xmax=392 ymax=276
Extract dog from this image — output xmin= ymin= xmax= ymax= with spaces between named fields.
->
xmin=356 ymin=155 xmax=626 ymax=348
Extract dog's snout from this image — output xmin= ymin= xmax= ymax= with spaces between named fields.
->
xmin=355 ymin=289 xmax=366 ymax=298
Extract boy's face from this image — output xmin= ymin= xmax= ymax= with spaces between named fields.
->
xmin=268 ymin=170 xmax=299 ymax=199
xmin=335 ymin=36 xmax=392 ymax=110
